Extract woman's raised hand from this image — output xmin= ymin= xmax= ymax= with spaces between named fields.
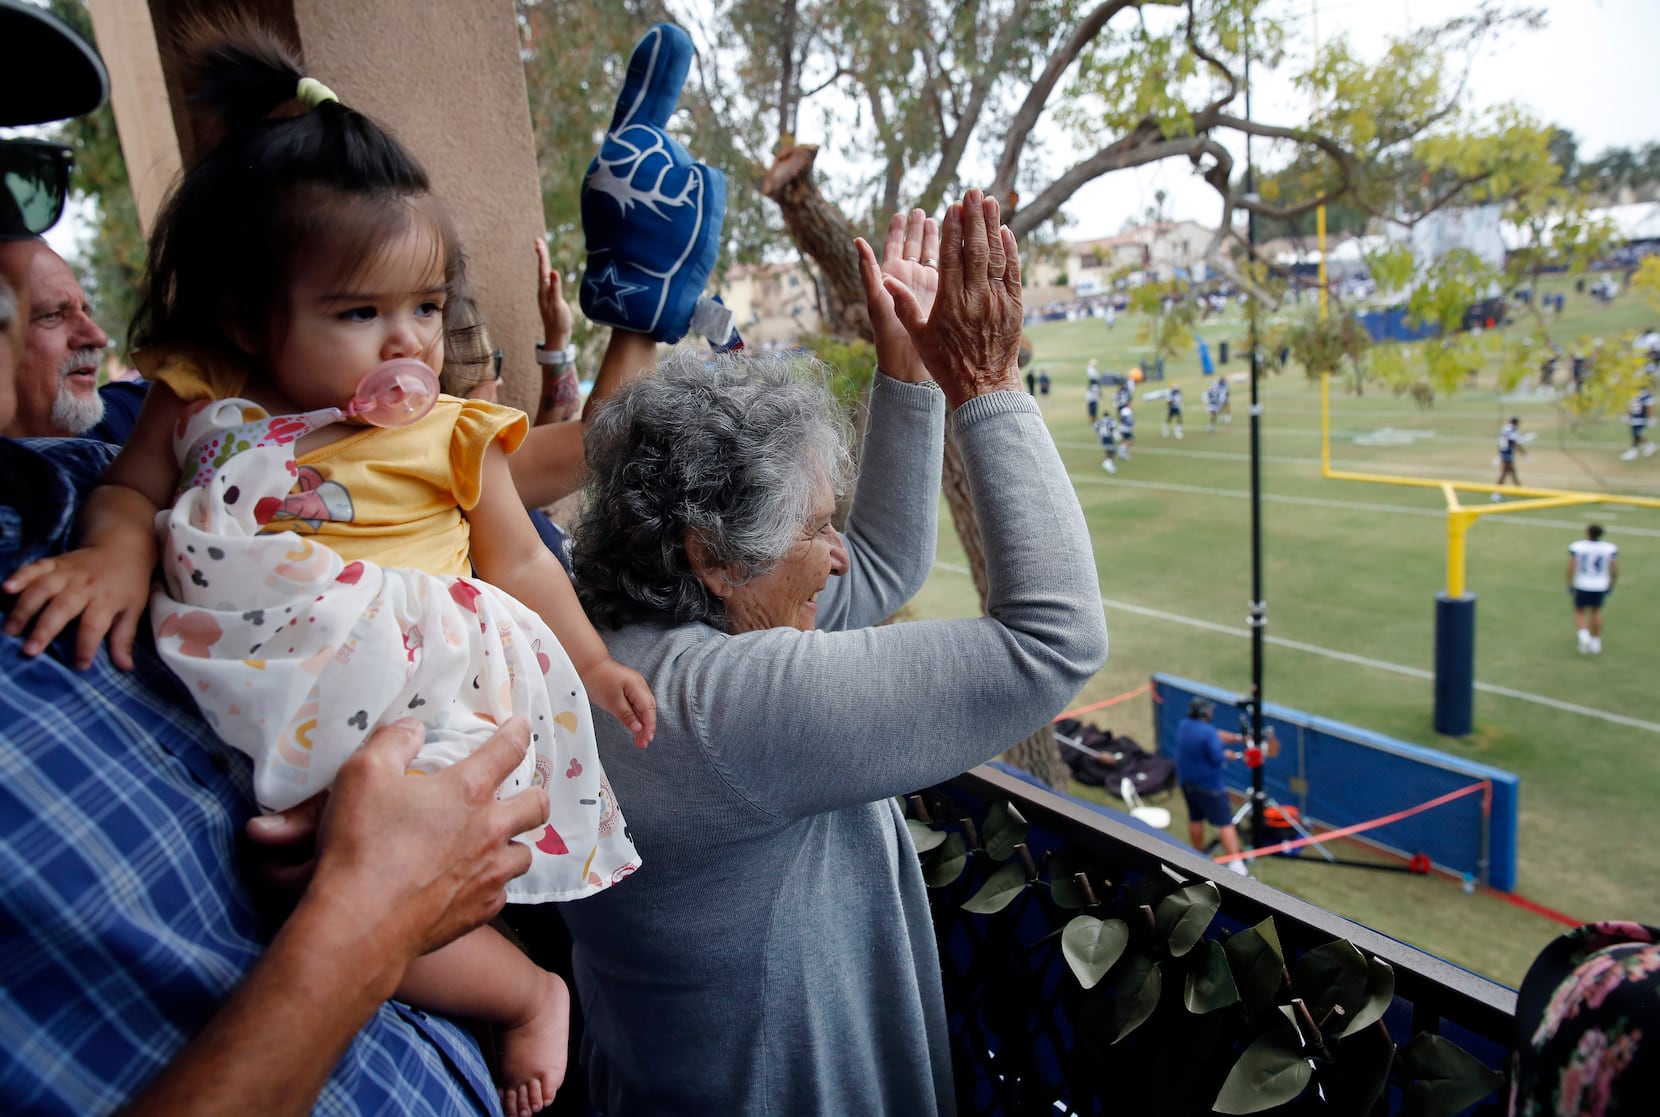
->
xmin=855 ymin=209 xmax=939 ymax=384
xmin=883 ymin=189 xmax=1024 ymax=411
xmin=535 ymin=237 xmax=574 ymax=351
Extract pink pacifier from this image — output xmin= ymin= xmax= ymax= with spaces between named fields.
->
xmin=294 ymin=358 xmax=441 ymax=431
xmin=340 ymin=358 xmax=441 ymax=427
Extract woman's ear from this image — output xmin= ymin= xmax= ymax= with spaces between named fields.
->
xmin=683 ymin=532 xmax=728 ymax=599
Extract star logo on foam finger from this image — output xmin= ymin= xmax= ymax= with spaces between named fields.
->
xmin=585 ymin=264 xmax=650 ymax=316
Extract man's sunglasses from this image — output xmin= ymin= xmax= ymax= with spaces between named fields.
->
xmin=1 ymin=139 xmax=74 ymax=239
xmin=491 ymin=348 xmax=504 ymax=381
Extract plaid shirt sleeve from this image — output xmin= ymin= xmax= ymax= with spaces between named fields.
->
xmin=0 ymin=439 xmax=496 ymax=1116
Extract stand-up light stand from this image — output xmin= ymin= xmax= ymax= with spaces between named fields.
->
xmin=1243 ymin=40 xmax=1268 ymax=851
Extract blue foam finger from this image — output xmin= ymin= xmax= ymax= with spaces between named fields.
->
xmin=581 ymin=23 xmax=727 ymax=343
xmin=609 ymin=23 xmax=692 ymax=133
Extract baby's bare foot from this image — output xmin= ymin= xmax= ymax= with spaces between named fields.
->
xmin=497 ymin=971 xmax=570 ymax=1117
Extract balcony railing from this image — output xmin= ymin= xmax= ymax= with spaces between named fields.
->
xmin=919 ymin=765 xmax=1515 ymax=1117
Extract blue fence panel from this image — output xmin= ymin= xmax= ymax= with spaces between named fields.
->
xmin=1149 ymin=674 xmax=1519 ymax=891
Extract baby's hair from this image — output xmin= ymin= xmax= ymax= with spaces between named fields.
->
xmin=130 ymin=22 xmax=462 ymax=365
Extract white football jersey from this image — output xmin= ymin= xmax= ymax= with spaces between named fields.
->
xmin=1569 ymin=539 xmax=1618 ymax=591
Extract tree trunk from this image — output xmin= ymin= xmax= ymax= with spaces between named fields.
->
xmin=760 ymin=145 xmax=867 ymax=338
xmin=763 ymin=145 xmax=1070 ymax=790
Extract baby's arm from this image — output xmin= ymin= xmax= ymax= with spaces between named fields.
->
xmin=468 ymin=445 xmax=655 ymax=747
xmin=3 ymin=384 xmax=189 ymax=669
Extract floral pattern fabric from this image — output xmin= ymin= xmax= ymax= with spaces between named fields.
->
xmin=1511 ymin=921 xmax=1658 ymax=1116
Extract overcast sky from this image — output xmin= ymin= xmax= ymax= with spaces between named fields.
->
xmin=43 ymin=0 xmax=1660 ymax=261
xmin=1059 ymin=0 xmax=1660 ymax=240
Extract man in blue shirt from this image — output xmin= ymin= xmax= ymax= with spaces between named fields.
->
xmin=0 ymin=6 xmax=547 ymax=1114
xmin=1173 ymin=698 xmax=1247 ymax=872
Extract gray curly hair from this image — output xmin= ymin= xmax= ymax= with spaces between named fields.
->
xmin=572 ymin=350 xmax=856 ymax=630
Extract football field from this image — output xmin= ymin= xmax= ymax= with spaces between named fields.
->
xmin=906 ymin=291 xmax=1660 ymax=987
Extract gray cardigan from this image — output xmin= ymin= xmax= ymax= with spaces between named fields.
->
xmin=561 ymin=374 xmax=1108 ymax=1115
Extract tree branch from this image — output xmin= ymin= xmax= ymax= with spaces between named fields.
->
xmin=990 ymin=0 xmax=1176 ymax=203
xmin=1007 ymin=120 xmax=1198 ymax=239
xmin=919 ymin=0 xmax=1035 ymax=212
xmin=1184 ymin=0 xmax=1239 ymax=129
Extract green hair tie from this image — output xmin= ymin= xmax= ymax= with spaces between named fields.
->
xmin=296 ymin=77 xmax=338 ymax=109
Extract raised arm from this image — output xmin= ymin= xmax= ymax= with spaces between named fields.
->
xmin=507 ymin=327 xmax=658 ymax=510
xmin=688 ymin=190 xmax=1107 ymax=816
xmin=122 ymin=719 xmax=549 ymax=1117
xmin=532 ymin=238 xmax=579 ymax=427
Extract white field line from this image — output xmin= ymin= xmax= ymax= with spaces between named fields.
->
xmin=928 ymin=560 xmax=1660 ymax=735
xmin=1054 ymin=439 xmax=1660 ymax=494
xmin=1062 ymin=473 xmax=1660 ymax=538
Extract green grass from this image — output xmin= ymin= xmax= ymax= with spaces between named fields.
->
xmin=907 ymin=281 xmax=1660 ymax=988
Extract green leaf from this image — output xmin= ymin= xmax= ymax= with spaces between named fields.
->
xmin=1046 ymin=854 xmax=1090 ymax=910
xmin=1291 ymin=939 xmax=1368 ymax=1032
xmin=923 ymin=832 xmax=967 ymax=888
xmin=1223 ymin=918 xmax=1286 ymax=1011
xmin=1185 ymin=939 xmax=1241 ymax=1014
xmin=1213 ymin=1027 xmax=1314 ymax=1114
xmin=906 ymin=818 xmax=947 ymax=854
xmin=961 ymin=860 xmax=1028 ymax=914
xmin=1398 ymin=1034 xmax=1505 ymax=1117
xmin=1340 ymin=956 xmax=1395 ymax=1038
xmin=1062 ymin=916 xmax=1128 ymax=990
xmin=1155 ymin=881 xmax=1220 ymax=957
xmin=1111 ymin=955 xmax=1163 ymax=1043
xmin=982 ymin=801 xmax=1028 ymax=862
xmin=1331 ymin=1018 xmax=1396 ymax=1115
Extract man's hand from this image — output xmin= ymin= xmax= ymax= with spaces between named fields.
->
xmin=3 ymin=544 xmax=149 ymax=669
xmin=885 ymin=189 xmax=1024 ymax=411
xmin=856 ymin=209 xmax=939 ymax=385
xmin=306 ymin=717 xmax=550 ymax=960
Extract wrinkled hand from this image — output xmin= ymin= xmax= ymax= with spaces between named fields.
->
xmin=856 ymin=209 xmax=939 ymax=384
xmin=582 ymin=656 xmax=656 ymax=749
xmin=579 ymin=23 xmax=726 ymax=343
xmin=534 ymin=237 xmax=574 ymax=349
xmin=2 ymin=545 xmax=149 ymax=670
xmin=306 ymin=717 xmax=550 ymax=959
xmin=884 ymin=189 xmax=1025 ymax=411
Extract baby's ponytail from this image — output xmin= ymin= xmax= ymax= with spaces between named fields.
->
xmin=186 ymin=28 xmax=308 ymax=135
xmin=131 ymin=22 xmax=457 ymax=363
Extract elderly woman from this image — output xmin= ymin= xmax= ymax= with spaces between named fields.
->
xmin=561 ymin=190 xmax=1107 ymax=1114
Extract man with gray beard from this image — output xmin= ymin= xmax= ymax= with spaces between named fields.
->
xmin=2 ymin=238 xmax=109 ymax=438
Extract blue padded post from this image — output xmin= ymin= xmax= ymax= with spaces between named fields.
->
xmin=1433 ymin=592 xmax=1476 ymax=737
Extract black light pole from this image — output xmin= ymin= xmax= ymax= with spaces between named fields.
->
xmin=1243 ymin=38 xmax=1268 ymax=851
